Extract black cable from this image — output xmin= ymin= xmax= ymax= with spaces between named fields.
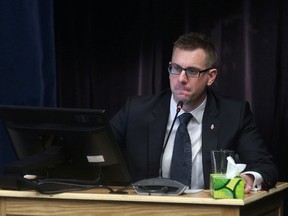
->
xmin=19 ymin=177 xmax=131 ymax=195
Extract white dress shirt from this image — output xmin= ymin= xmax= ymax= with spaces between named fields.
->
xmin=161 ymin=96 xmax=206 ymax=189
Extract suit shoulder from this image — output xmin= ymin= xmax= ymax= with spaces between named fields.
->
xmin=207 ymin=89 xmax=252 ymax=117
xmin=209 ymin=89 xmax=249 ymax=106
xmin=128 ymin=89 xmax=171 ymax=105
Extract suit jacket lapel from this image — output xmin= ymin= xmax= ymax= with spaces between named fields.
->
xmin=202 ymin=89 xmax=220 ymax=187
xmin=147 ymin=91 xmax=171 ymax=177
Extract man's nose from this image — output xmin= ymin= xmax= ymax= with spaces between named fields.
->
xmin=178 ymin=70 xmax=188 ymax=83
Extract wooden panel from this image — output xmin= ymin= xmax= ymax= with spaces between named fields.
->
xmin=0 ymin=198 xmax=6 ymax=216
xmin=5 ymin=198 xmax=240 ymax=216
xmin=240 ymin=192 xmax=284 ymax=216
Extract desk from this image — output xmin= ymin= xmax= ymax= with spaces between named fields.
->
xmin=0 ymin=182 xmax=287 ymax=216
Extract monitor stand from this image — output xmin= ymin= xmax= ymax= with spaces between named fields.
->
xmin=0 ymin=146 xmax=102 ymax=192
xmin=0 ymin=146 xmax=66 ymax=190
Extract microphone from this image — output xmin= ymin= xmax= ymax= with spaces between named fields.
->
xmin=159 ymin=100 xmax=183 ymax=177
xmin=176 ymin=101 xmax=184 ymax=112
xmin=133 ymin=101 xmax=188 ymax=195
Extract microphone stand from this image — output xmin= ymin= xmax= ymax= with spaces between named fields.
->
xmin=159 ymin=101 xmax=183 ymax=177
xmin=133 ymin=101 xmax=188 ymax=195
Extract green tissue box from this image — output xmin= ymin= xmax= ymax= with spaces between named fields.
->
xmin=210 ymin=174 xmax=244 ymax=199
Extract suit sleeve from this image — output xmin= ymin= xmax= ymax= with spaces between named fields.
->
xmin=236 ymin=102 xmax=278 ymax=189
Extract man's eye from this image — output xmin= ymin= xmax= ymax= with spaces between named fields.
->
xmin=187 ymin=69 xmax=198 ymax=73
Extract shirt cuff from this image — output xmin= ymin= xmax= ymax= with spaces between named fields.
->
xmin=242 ymin=171 xmax=263 ymax=191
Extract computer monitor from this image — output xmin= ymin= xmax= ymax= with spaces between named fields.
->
xmin=0 ymin=105 xmax=131 ymax=187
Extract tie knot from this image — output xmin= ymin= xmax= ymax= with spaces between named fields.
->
xmin=179 ymin=113 xmax=192 ymax=126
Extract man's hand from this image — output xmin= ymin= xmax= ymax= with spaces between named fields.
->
xmin=240 ymin=173 xmax=254 ymax=193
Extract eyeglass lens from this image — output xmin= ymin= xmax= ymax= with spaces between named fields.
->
xmin=168 ymin=64 xmax=201 ymax=77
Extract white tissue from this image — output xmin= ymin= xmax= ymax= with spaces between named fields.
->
xmin=225 ymin=156 xmax=246 ymax=178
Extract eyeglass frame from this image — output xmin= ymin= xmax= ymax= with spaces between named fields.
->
xmin=168 ymin=62 xmax=213 ymax=78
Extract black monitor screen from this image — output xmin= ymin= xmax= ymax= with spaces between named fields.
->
xmin=0 ymin=105 xmax=131 ymax=187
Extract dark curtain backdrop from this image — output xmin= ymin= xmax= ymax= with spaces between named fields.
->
xmin=0 ymin=0 xmax=287 ymax=211
xmin=54 ymin=0 xmax=288 ymax=182
xmin=0 ymin=0 xmax=56 ymax=172
xmin=53 ymin=1 xmax=288 ymax=210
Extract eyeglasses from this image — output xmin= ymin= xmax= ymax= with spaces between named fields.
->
xmin=168 ymin=63 xmax=213 ymax=78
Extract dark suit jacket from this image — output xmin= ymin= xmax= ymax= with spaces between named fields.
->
xmin=110 ymin=88 xmax=278 ymax=189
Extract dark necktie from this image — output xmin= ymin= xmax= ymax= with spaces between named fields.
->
xmin=170 ymin=113 xmax=193 ymax=187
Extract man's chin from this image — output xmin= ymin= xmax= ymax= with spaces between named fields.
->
xmin=174 ymin=94 xmax=188 ymax=103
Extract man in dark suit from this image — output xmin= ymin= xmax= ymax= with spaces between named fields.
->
xmin=110 ymin=32 xmax=278 ymax=193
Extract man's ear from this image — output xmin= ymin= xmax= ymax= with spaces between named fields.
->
xmin=207 ymin=68 xmax=217 ymax=86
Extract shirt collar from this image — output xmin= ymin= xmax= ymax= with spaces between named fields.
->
xmin=170 ymin=96 xmax=207 ymax=124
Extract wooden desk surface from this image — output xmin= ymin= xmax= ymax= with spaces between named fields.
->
xmin=0 ymin=182 xmax=287 ymax=206
xmin=0 ymin=182 xmax=287 ymax=216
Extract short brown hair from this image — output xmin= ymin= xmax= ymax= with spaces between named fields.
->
xmin=173 ymin=32 xmax=217 ymax=67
